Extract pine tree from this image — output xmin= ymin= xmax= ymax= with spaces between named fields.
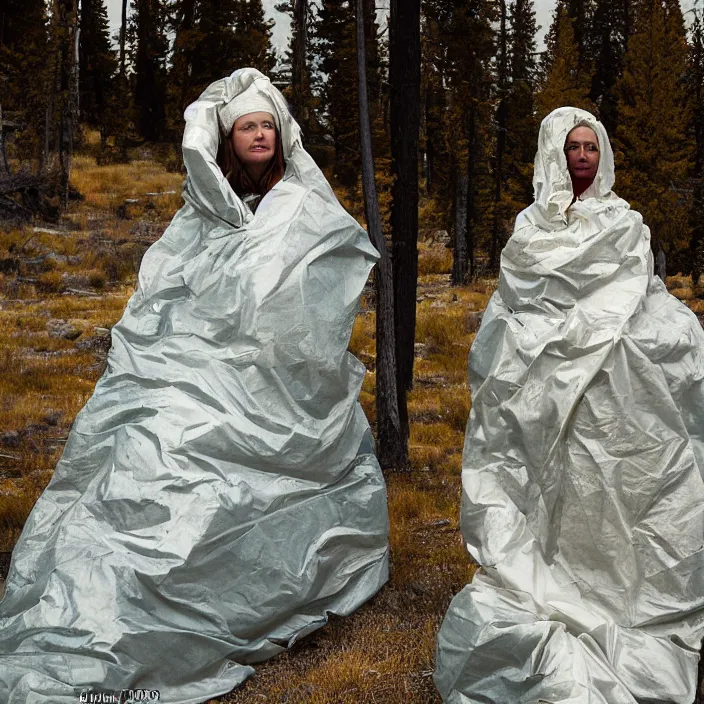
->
xmin=313 ymin=0 xmax=359 ymax=188
xmin=535 ymin=2 xmax=594 ymax=119
xmin=588 ymin=0 xmax=631 ymax=134
xmin=130 ymin=0 xmax=169 ymax=141
xmin=445 ymin=0 xmax=497 ymax=283
xmin=167 ymin=0 xmax=198 ymax=135
xmin=565 ymin=0 xmax=595 ymax=70
xmin=168 ymin=0 xmax=275 ymax=137
xmin=688 ymin=11 xmax=704 ymax=288
xmin=421 ymin=0 xmax=453 ymax=201
xmin=79 ymin=0 xmax=118 ymax=148
xmin=274 ymin=0 xmax=316 ymax=138
xmin=232 ymin=0 xmax=276 ymax=74
xmin=616 ymin=0 xmax=691 ymax=273
xmin=49 ymin=0 xmax=80 ymax=204
xmin=0 ymin=0 xmax=50 ymax=166
xmin=496 ymin=0 xmax=539 ymax=253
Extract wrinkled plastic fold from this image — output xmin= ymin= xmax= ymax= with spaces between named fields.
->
xmin=0 ymin=69 xmax=389 ymax=703
xmin=435 ymin=107 xmax=704 ymax=703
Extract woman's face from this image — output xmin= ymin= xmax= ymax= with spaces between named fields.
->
xmin=564 ymin=126 xmax=600 ymax=183
xmin=231 ymin=112 xmax=277 ymax=173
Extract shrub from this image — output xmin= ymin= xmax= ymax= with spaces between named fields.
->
xmin=36 ymin=270 xmax=64 ymax=294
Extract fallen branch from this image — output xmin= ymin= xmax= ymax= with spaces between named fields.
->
xmin=63 ymin=288 xmax=101 ymax=297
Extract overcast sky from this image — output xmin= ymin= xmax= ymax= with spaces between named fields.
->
xmin=105 ymin=0 xmax=699 ymax=58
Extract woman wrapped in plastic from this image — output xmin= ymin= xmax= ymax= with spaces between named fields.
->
xmin=434 ymin=107 xmax=704 ymax=702
xmin=0 ymin=68 xmax=389 ymax=702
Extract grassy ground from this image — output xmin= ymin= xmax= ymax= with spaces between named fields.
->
xmin=1 ymin=150 xmax=702 ymax=702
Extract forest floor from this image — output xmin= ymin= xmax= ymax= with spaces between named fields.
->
xmin=0 ymin=145 xmax=702 ymax=703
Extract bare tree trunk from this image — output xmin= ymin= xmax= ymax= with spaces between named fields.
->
xmin=452 ymin=163 xmax=468 ymax=285
xmin=0 ymin=106 xmax=8 ymax=175
xmin=172 ymin=0 xmax=196 ymax=115
xmin=54 ymin=0 xmax=79 ymax=208
xmin=490 ymin=0 xmax=508 ymax=270
xmin=466 ymin=104 xmax=478 ymax=280
xmin=389 ymin=0 xmax=420 ymax=440
xmin=120 ymin=0 xmax=128 ymax=76
xmin=356 ymin=0 xmax=407 ymax=471
xmin=291 ymin=0 xmax=311 ymax=135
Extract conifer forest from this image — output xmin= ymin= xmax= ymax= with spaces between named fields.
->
xmin=1 ymin=1 xmax=704 ymax=702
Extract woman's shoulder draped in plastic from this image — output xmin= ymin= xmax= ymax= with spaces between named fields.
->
xmin=434 ymin=106 xmax=704 ymax=703
xmin=0 ymin=68 xmax=390 ymax=704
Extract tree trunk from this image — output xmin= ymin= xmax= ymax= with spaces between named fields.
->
xmin=0 ymin=106 xmax=8 ymax=175
xmin=55 ymin=0 xmax=79 ymax=208
xmin=389 ymin=0 xmax=420 ymax=439
xmin=465 ymin=104 xmax=478 ymax=280
xmin=119 ymin=0 xmax=128 ymax=76
xmin=451 ymin=163 xmax=468 ymax=285
xmin=290 ymin=0 xmax=311 ymax=135
xmin=491 ymin=0 xmax=508 ymax=270
xmin=356 ymin=0 xmax=407 ymax=471
xmin=173 ymin=0 xmax=196 ymax=112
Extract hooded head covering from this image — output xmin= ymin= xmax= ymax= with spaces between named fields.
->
xmin=180 ymin=68 xmax=319 ymax=229
xmin=531 ymin=107 xmax=617 ymax=226
xmin=217 ymin=82 xmax=281 ymax=133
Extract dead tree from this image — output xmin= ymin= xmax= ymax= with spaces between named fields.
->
xmin=52 ymin=0 xmax=80 ymax=208
xmin=356 ymin=0 xmax=407 ymax=471
xmin=119 ymin=0 xmax=128 ymax=76
xmin=389 ymin=0 xmax=421 ymax=441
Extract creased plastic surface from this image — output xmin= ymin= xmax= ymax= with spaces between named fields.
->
xmin=0 ymin=69 xmax=389 ymax=703
xmin=434 ymin=107 xmax=704 ymax=703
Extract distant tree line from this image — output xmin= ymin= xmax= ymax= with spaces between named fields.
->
xmin=4 ymin=0 xmax=704 ymax=276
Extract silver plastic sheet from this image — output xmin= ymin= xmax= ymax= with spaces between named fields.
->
xmin=0 ymin=69 xmax=389 ymax=703
xmin=434 ymin=108 xmax=704 ymax=703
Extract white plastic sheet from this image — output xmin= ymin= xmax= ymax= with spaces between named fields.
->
xmin=0 ymin=69 xmax=389 ymax=703
xmin=435 ymin=107 xmax=704 ymax=703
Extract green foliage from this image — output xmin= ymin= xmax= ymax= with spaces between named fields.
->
xmin=420 ymin=0 xmax=497 ymax=269
xmin=615 ymin=0 xmax=691 ymax=272
xmin=129 ymin=0 xmax=169 ymax=142
xmin=496 ymin=0 xmax=540 ymax=250
xmin=79 ymin=0 xmax=118 ymax=133
xmin=167 ymin=0 xmax=276 ymax=138
xmin=311 ymin=0 xmax=384 ymax=193
xmin=313 ymin=0 xmax=359 ymax=188
xmin=535 ymin=3 xmax=594 ymax=119
xmin=589 ymin=0 xmax=631 ymax=134
xmin=0 ymin=0 xmax=50 ymax=164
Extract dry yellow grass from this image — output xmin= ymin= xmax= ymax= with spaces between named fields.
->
xmin=0 ymin=154 xmax=487 ymax=702
xmin=418 ymin=241 xmax=452 ymax=276
xmin=71 ymin=155 xmax=183 ymax=218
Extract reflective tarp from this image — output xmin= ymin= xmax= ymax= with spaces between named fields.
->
xmin=0 ymin=69 xmax=389 ymax=703
xmin=434 ymin=107 xmax=704 ymax=703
